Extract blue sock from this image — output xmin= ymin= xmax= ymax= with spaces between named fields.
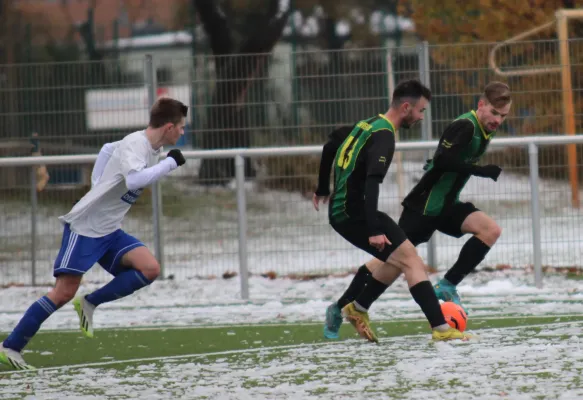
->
xmin=3 ymin=296 xmax=57 ymax=352
xmin=85 ymin=270 xmax=152 ymax=307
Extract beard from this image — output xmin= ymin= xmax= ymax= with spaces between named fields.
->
xmin=401 ymin=113 xmax=416 ymax=129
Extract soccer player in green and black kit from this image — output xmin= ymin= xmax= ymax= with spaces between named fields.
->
xmin=313 ymin=79 xmax=469 ymax=343
xmin=321 ymin=81 xmax=511 ymax=340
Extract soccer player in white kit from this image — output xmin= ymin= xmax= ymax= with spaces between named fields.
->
xmin=0 ymin=98 xmax=188 ymax=370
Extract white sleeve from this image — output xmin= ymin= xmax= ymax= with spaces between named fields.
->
xmin=91 ymin=142 xmax=119 ymax=187
xmin=126 ymin=158 xmax=178 ymax=190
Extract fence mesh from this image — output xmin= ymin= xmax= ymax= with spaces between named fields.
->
xmin=2 ymin=39 xmax=583 ymax=286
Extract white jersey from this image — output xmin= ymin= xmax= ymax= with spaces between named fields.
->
xmin=60 ymin=130 xmax=161 ymax=237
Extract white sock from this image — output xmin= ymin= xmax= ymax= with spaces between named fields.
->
xmin=435 ymin=324 xmax=451 ymax=332
xmin=353 ymin=301 xmax=368 ymax=313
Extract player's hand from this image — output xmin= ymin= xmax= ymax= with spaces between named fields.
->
xmin=167 ymin=149 xmax=186 ymax=167
xmin=369 ymin=234 xmax=391 ymax=251
xmin=478 ymin=165 xmax=502 ymax=181
xmin=312 ymin=193 xmax=329 ymax=211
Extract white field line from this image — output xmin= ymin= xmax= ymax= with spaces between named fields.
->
xmin=2 ymin=319 xmax=582 ymax=376
xmin=2 ymin=312 xmax=582 ymax=335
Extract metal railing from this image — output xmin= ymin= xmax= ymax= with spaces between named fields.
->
xmin=2 ymin=38 xmax=583 ymax=295
xmin=2 ymin=134 xmax=583 ymax=297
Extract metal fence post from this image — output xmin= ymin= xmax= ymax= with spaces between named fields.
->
xmin=235 ymin=154 xmax=250 ymax=300
xmin=418 ymin=41 xmax=437 ymax=269
xmin=30 ymin=166 xmax=37 ymax=286
xmin=145 ymin=54 xmax=165 ymax=279
xmin=529 ymin=142 xmax=543 ymax=288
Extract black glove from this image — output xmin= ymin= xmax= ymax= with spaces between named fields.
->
xmin=167 ymin=149 xmax=185 ymax=167
xmin=474 ymin=164 xmax=502 ymax=181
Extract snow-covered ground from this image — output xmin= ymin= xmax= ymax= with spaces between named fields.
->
xmin=3 ymin=322 xmax=583 ymax=400
xmin=1 ymin=268 xmax=583 ymax=399
xmin=2 ymin=159 xmax=583 ymax=286
xmin=1 ymin=308 xmax=582 ymax=399
xmin=0 ymin=270 xmax=582 ymax=332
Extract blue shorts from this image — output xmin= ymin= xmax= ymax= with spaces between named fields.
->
xmin=53 ymin=224 xmax=145 ymax=277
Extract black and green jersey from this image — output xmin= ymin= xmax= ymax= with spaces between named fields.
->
xmin=402 ymin=110 xmax=495 ymax=216
xmin=327 ymin=114 xmax=396 ymax=223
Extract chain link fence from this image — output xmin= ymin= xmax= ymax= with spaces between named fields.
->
xmin=1 ymin=39 xmax=583 ymax=286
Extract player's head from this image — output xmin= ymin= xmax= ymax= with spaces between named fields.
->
xmin=390 ymin=79 xmax=431 ymax=129
xmin=476 ymin=81 xmax=511 ymax=132
xmin=149 ymin=97 xmax=188 ymax=145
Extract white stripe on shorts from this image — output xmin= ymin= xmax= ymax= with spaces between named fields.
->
xmin=59 ymin=231 xmax=79 ymax=270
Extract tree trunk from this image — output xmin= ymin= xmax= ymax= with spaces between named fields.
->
xmin=194 ymin=0 xmax=290 ymax=185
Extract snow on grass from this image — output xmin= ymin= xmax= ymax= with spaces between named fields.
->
xmin=2 ymin=159 xmax=583 ymax=286
xmin=2 ymin=321 xmax=582 ymax=400
xmin=0 ymin=270 xmax=582 ymax=332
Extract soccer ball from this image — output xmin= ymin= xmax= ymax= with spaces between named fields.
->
xmin=441 ymin=301 xmax=468 ymax=332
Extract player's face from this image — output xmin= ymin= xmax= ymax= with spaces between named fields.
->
xmin=477 ymin=100 xmax=511 ymax=132
xmin=164 ymin=118 xmax=186 ymax=145
xmin=400 ymin=97 xmax=428 ymax=129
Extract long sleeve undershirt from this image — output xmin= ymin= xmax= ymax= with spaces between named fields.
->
xmin=431 ymin=119 xmax=491 ymax=176
xmin=125 ymin=158 xmax=178 ymax=190
xmin=91 ymin=142 xmax=119 ymax=187
xmin=315 ymin=126 xmax=353 ymax=196
xmin=364 ymin=130 xmax=395 ymax=236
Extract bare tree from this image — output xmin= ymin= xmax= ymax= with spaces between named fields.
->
xmin=194 ymin=0 xmax=291 ymax=185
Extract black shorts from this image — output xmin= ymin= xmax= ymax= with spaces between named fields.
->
xmin=398 ymin=202 xmax=480 ymax=246
xmin=330 ymin=211 xmax=408 ymax=262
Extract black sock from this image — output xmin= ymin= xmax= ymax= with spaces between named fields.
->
xmin=445 ymin=236 xmax=491 ymax=285
xmin=352 ymin=276 xmax=388 ymax=311
xmin=337 ymin=265 xmax=372 ymax=309
xmin=409 ymin=280 xmax=447 ymax=328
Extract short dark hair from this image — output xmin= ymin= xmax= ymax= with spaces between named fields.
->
xmin=391 ymin=79 xmax=432 ymax=107
xmin=149 ymin=98 xmax=188 ymax=128
xmin=482 ymin=81 xmax=511 ymax=108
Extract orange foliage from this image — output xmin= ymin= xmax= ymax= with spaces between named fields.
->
xmin=400 ymin=0 xmax=583 ymax=135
